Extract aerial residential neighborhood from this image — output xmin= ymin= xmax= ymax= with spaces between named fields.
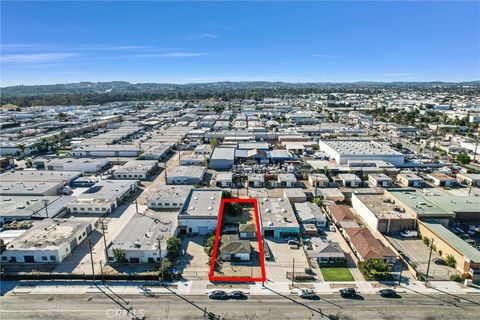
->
xmin=0 ymin=1 xmax=479 ymax=320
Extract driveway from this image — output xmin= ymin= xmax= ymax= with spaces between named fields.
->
xmin=176 ymin=236 xmax=210 ymax=280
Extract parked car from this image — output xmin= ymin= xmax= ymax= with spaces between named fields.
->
xmin=400 ymin=230 xmax=418 ymax=238
xmin=378 ymin=289 xmax=399 ymax=298
xmin=288 ymin=240 xmax=300 ymax=249
xmin=299 ymin=289 xmax=317 ymax=299
xmin=433 ymin=258 xmax=446 ymax=265
xmin=339 ymin=288 xmax=357 ymax=298
xmin=329 ymin=225 xmax=336 ymax=232
xmin=208 ymin=290 xmax=228 ymax=300
xmin=228 ymin=291 xmax=247 ymax=299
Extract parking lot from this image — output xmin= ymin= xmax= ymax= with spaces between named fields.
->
xmin=177 ymin=236 xmax=210 ymax=280
xmin=264 ymin=238 xmax=309 ymax=281
xmin=387 ymin=235 xmax=457 ymax=280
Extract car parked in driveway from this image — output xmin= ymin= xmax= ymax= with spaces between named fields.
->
xmin=378 ymin=289 xmax=399 ymax=298
xmin=228 ymin=291 xmax=247 ymax=299
xmin=339 ymin=288 xmax=357 ymax=298
xmin=433 ymin=258 xmax=446 ymax=265
xmin=208 ymin=290 xmax=228 ymax=300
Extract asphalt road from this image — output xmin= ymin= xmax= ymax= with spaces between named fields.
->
xmin=2 ymin=291 xmax=480 ymax=320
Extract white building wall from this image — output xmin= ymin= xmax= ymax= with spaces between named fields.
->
xmin=351 ymin=194 xmax=380 ymax=232
xmin=178 ymin=218 xmax=217 ymax=234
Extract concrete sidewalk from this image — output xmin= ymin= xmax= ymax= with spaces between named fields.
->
xmin=4 ymin=279 xmax=479 ymax=297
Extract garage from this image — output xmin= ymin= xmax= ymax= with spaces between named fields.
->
xmin=264 ymin=229 xmax=275 ymax=237
xmin=129 ymin=257 xmax=140 ymax=263
xmin=24 ymin=255 xmax=35 ymax=263
xmin=198 ymin=226 xmax=209 ymax=235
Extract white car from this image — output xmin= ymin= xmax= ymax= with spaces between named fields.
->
xmin=329 ymin=225 xmax=336 ymax=232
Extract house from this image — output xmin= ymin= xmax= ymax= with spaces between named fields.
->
xmin=325 ymin=205 xmax=360 ymax=230
xmin=166 ymin=166 xmax=205 ymax=185
xmin=113 ymin=160 xmax=158 ymax=180
xmin=294 ymin=202 xmax=327 ymax=228
xmin=397 ymin=173 xmax=424 ymax=188
xmin=194 ymin=144 xmax=213 ymax=156
xmin=220 ymin=234 xmax=251 ymax=261
xmin=307 ymin=239 xmax=346 ymax=266
xmin=247 ymin=174 xmax=265 ymax=188
xmin=1 ymin=219 xmax=94 ymax=263
xmin=209 ymin=147 xmax=235 ymax=170
xmin=337 ymin=174 xmax=361 ymax=188
xmin=344 ymin=227 xmax=397 ymax=263
xmin=308 ymin=174 xmax=330 ymax=188
xmin=368 ymin=173 xmax=394 ymax=188
xmin=239 ymin=223 xmax=257 ymax=239
xmin=177 ymin=189 xmax=223 ymax=235
xmin=283 ymin=188 xmax=306 ymax=203
xmin=317 ymin=188 xmax=345 ymax=202
xmin=258 ymin=197 xmax=300 ymax=238
xmin=216 ymin=172 xmax=233 ymax=188
xmin=427 ymin=173 xmax=456 ymax=187
xmin=147 ymin=185 xmax=192 ymax=209
xmin=272 ymin=173 xmax=297 ymax=188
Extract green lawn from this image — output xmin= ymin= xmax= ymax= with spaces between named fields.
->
xmin=320 ymin=267 xmax=354 ymax=281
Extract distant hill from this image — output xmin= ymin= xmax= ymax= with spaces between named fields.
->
xmin=2 ymin=80 xmax=479 ymax=97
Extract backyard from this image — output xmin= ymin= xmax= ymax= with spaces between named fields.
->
xmin=320 ymin=267 xmax=355 ymax=281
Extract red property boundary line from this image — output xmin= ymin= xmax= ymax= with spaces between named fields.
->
xmin=208 ymin=198 xmax=266 ymax=282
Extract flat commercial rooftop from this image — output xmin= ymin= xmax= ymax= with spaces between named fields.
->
xmin=0 ymin=170 xmax=81 ymax=183
xmin=320 ymin=140 xmax=403 ymax=156
xmin=5 ymin=219 xmax=93 ymax=250
xmin=354 ymin=193 xmax=414 ymax=220
xmin=148 ymin=185 xmax=193 ymax=202
xmin=111 ymin=211 xmax=177 ymax=251
xmin=0 ymin=181 xmax=63 ymax=196
xmin=115 ymin=160 xmax=157 ymax=173
xmin=168 ymin=165 xmax=205 ymax=178
xmin=0 ymin=195 xmax=73 ymax=219
xmin=258 ymin=197 xmax=299 ymax=229
xmin=179 ymin=189 xmax=222 ymax=217
xmin=387 ymin=188 xmax=480 ymax=218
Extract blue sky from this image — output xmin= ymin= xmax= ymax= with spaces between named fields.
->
xmin=1 ymin=1 xmax=479 ymax=86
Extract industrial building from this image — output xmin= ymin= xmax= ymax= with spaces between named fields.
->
xmin=113 ymin=160 xmax=158 ymax=180
xmin=209 ymin=147 xmax=235 ymax=170
xmin=108 ymin=212 xmax=177 ymax=263
xmin=177 ymin=189 xmax=223 ymax=235
xmin=258 ymin=197 xmax=300 ymax=238
xmin=33 ymin=158 xmax=109 ymax=174
xmin=166 ymin=166 xmax=205 ymax=185
xmin=319 ymin=140 xmax=405 ymax=166
xmin=67 ymin=180 xmax=138 ymax=214
xmin=147 ymin=185 xmax=193 ymax=209
xmin=294 ymin=202 xmax=327 ymax=228
xmin=1 ymin=219 xmax=95 ymax=263
xmin=72 ymin=144 xmax=140 ymax=157
xmin=352 ymin=193 xmax=417 ymax=233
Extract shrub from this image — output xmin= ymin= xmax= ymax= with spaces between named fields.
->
xmin=112 ymin=248 xmax=127 ymax=263
xmin=445 ymin=255 xmax=457 ymax=268
xmin=450 ymin=274 xmax=462 ymax=282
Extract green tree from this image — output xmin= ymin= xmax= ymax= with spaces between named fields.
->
xmin=159 ymin=257 xmax=173 ymax=280
xmin=224 ymin=202 xmax=242 ymax=216
xmin=456 ymin=153 xmax=471 ymax=165
xmin=204 ymin=234 xmax=216 ymax=257
xmin=166 ymin=236 xmax=182 ymax=258
xmin=112 ymin=248 xmax=127 ymax=262
xmin=312 ymin=197 xmax=322 ymax=207
xmin=222 ymin=190 xmax=233 ymax=199
xmin=210 ymin=138 xmax=219 ymax=148
xmin=358 ymin=259 xmax=393 ymax=280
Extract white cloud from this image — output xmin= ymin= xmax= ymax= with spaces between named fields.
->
xmin=196 ymin=33 xmax=220 ymax=38
xmin=135 ymin=52 xmax=207 ymax=58
xmin=1 ymin=53 xmax=78 ymax=63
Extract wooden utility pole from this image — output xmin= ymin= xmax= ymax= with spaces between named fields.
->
xmin=425 ymin=238 xmax=434 ymax=285
xmin=292 ymin=258 xmax=295 ymax=288
xmin=100 ymin=219 xmax=109 ymax=261
xmin=88 ymin=239 xmax=95 ymax=282
xmin=159 ymin=238 xmax=164 ymax=286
